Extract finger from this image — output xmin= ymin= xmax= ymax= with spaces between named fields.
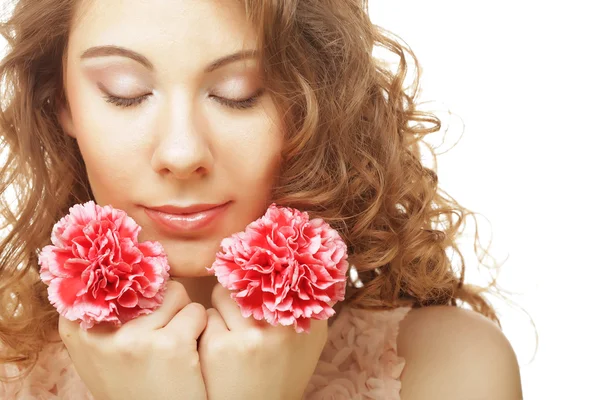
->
xmin=310 ymin=318 xmax=329 ymax=349
xmin=205 ymin=307 xmax=228 ymax=331
xmin=210 ymin=283 xmax=261 ymax=331
xmin=161 ymin=302 xmax=207 ymax=341
xmin=59 ymin=315 xmax=123 ymax=350
xmin=123 ymin=280 xmax=191 ymax=331
xmin=198 ymin=308 xmax=228 ymax=352
xmin=58 ymin=315 xmax=81 ymax=345
xmin=57 ymin=315 xmax=111 ymax=359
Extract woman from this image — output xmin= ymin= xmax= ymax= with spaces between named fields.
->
xmin=0 ymin=0 xmax=522 ymax=398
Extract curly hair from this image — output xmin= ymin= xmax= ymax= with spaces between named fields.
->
xmin=0 ymin=0 xmax=502 ymax=381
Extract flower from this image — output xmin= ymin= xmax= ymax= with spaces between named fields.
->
xmin=207 ymin=203 xmax=349 ymax=333
xmin=38 ymin=201 xmax=170 ymax=330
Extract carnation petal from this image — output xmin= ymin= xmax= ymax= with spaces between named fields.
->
xmin=138 ymin=241 xmax=166 ymax=257
xmin=120 ymin=238 xmax=143 ymax=265
xmin=275 ymin=294 xmax=293 ymax=312
xmin=47 ymin=277 xmax=87 ymax=320
xmin=307 ymin=235 xmax=321 ymax=254
xmin=118 ymin=289 xmax=138 ymax=308
xmin=75 ymin=293 xmax=113 ymax=322
xmin=71 ymin=202 xmax=99 ymax=227
xmin=236 ymin=290 xmax=265 ymax=318
xmin=39 ymin=246 xmax=81 ymax=279
xmin=116 ymin=214 xmax=141 ymax=242
xmin=295 ymin=317 xmax=312 ymax=333
xmin=276 ymin=311 xmax=296 ymax=326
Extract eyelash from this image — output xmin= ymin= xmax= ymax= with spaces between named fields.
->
xmin=103 ymin=94 xmax=150 ymax=108
xmin=102 ymin=89 xmax=264 ymax=110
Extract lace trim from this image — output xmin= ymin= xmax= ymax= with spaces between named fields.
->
xmin=1 ymin=341 xmax=93 ymax=399
xmin=303 ymin=306 xmax=411 ymax=399
xmin=2 ymin=306 xmax=411 ymax=400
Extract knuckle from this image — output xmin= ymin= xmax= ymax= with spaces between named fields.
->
xmin=206 ymin=307 xmax=218 ymax=317
xmin=167 ymin=280 xmax=185 ymax=295
xmin=113 ymin=331 xmax=145 ymax=355
xmin=191 ymin=303 xmax=207 ymax=322
xmin=210 ymin=283 xmax=227 ymax=304
xmin=178 ymin=303 xmax=206 ymax=326
xmin=167 ymin=280 xmax=191 ymax=304
xmin=167 ymin=279 xmax=182 ymax=290
xmin=204 ymin=337 xmax=228 ymax=359
xmin=210 ymin=285 xmax=220 ymax=304
xmin=189 ymin=302 xmax=206 ymax=314
xmin=203 ymin=307 xmax=218 ymax=328
xmin=152 ymin=333 xmax=178 ymax=353
xmin=238 ymin=329 xmax=265 ymax=354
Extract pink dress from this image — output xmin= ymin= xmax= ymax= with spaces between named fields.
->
xmin=1 ymin=306 xmax=411 ymax=399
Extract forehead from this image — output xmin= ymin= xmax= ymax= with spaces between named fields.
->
xmin=68 ymin=0 xmax=257 ymax=69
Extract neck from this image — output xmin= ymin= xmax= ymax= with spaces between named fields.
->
xmin=172 ymin=275 xmax=220 ymax=309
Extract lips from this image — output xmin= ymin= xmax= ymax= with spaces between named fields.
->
xmin=143 ymin=202 xmax=231 ymax=234
xmin=148 ymin=203 xmax=226 ymax=215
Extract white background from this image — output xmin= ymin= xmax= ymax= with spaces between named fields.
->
xmin=368 ymin=1 xmax=599 ymax=398
xmin=1 ymin=1 xmax=598 ymax=398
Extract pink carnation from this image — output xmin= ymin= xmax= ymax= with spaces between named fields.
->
xmin=38 ymin=201 xmax=170 ymax=330
xmin=207 ymin=204 xmax=349 ymax=334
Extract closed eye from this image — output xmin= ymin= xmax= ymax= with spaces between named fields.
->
xmin=210 ymin=88 xmax=264 ymax=110
xmin=103 ymin=93 xmax=151 ymax=108
xmin=102 ymin=88 xmax=265 ymax=110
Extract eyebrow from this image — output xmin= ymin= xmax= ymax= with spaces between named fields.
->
xmin=80 ymin=46 xmax=258 ymax=72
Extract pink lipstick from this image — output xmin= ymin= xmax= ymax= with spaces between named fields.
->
xmin=144 ymin=202 xmax=230 ymax=234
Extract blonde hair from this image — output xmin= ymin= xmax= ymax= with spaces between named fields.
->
xmin=1 ymin=0 xmax=502 ymax=380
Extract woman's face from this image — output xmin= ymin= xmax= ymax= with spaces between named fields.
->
xmin=59 ymin=0 xmax=284 ymax=278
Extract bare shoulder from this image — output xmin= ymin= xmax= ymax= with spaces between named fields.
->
xmin=396 ymin=305 xmax=523 ymax=400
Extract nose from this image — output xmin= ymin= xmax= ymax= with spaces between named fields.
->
xmin=150 ymin=93 xmax=214 ymax=179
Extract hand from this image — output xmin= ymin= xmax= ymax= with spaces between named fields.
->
xmin=59 ymin=280 xmax=208 ymax=400
xmin=198 ymin=283 xmax=328 ymax=400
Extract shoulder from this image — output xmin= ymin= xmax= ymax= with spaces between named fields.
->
xmin=396 ymin=305 xmax=522 ymax=400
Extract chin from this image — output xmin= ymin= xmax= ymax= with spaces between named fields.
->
xmin=142 ymin=233 xmax=223 ymax=277
xmin=167 ymin=257 xmax=215 ymax=278
xmin=157 ymin=247 xmax=218 ymax=278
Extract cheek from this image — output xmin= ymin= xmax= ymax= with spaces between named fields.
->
xmin=218 ymin=97 xmax=284 ymax=191
xmin=68 ymin=83 xmax=151 ymax=197
xmin=221 ymin=123 xmax=283 ymax=190
xmin=76 ymin=136 xmax=139 ymax=203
